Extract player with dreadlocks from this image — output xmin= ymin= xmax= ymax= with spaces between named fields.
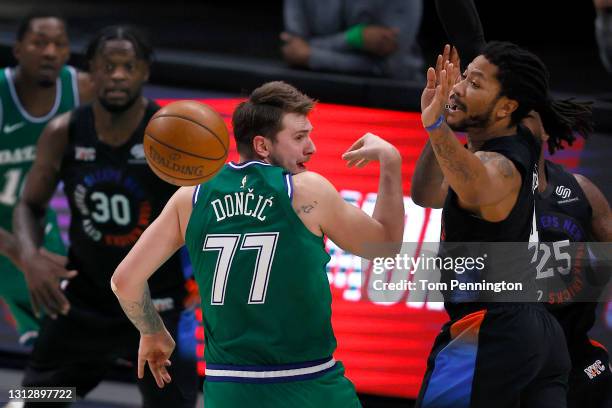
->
xmin=523 ymin=109 xmax=611 ymax=408
xmin=411 ymin=38 xmax=576 ymax=408
xmin=420 ymin=1 xmax=612 ymax=407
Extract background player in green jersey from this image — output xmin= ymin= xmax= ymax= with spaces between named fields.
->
xmin=111 ymin=81 xmax=404 ymax=407
xmin=0 ymin=11 xmax=93 ymax=344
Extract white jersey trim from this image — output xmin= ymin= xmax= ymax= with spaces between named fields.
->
xmin=205 ymin=357 xmax=336 ymax=379
xmin=228 ymin=161 xmax=272 ymax=169
xmin=5 ymin=67 xmax=62 ymax=123
xmin=68 ymin=65 xmax=80 ymax=107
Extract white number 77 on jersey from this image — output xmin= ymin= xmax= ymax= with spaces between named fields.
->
xmin=204 ymin=233 xmax=279 ymax=305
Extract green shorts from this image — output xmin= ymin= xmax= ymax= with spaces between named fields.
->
xmin=0 ymin=209 xmax=65 ymax=344
xmin=203 ymin=361 xmax=361 ymax=408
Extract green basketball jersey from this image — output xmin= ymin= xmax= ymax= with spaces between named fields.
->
xmin=0 ymin=65 xmax=79 ymax=231
xmin=185 ymin=161 xmax=336 ymax=367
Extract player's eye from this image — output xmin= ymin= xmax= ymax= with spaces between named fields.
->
xmin=470 ymin=81 xmax=480 ymax=89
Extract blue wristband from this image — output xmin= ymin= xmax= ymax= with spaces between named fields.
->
xmin=424 ymin=115 xmax=445 ymax=132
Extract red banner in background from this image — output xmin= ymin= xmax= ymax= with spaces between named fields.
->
xmin=156 ymin=99 xmax=584 ymax=399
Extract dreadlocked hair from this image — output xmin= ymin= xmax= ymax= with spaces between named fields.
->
xmin=540 ymin=98 xmax=593 ymax=154
xmin=482 ymin=41 xmax=594 ymax=153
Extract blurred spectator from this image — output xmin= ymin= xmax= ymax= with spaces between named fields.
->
xmin=281 ymin=0 xmax=423 ymax=80
xmin=595 ymin=0 xmax=612 ymax=73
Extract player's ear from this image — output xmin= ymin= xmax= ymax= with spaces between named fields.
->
xmin=495 ymin=97 xmax=518 ymax=120
xmin=252 ymin=135 xmax=270 ymax=158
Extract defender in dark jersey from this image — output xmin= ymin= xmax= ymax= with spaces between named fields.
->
xmin=524 ymin=111 xmax=611 ymax=408
xmin=14 ymin=27 xmax=197 ymax=407
xmin=431 ymin=2 xmax=610 ymax=406
xmin=0 ymin=12 xmax=94 ymax=345
xmin=412 ymin=42 xmax=592 ymax=407
xmin=111 ymin=81 xmax=405 ymax=407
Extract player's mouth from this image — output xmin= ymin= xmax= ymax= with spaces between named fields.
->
xmin=106 ymin=89 xmax=129 ymax=98
xmin=39 ymin=64 xmax=58 ymax=75
xmin=297 ymin=160 xmax=309 ymax=171
xmin=447 ymin=96 xmax=466 ymax=113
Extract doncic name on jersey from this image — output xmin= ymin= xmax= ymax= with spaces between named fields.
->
xmin=74 ymin=165 xmax=152 ymax=247
xmin=210 ymin=175 xmax=275 ymax=222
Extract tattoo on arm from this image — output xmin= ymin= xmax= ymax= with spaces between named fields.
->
xmin=296 ymin=200 xmax=318 ymax=215
xmin=119 ymin=285 xmax=164 ymax=335
xmin=479 ymin=152 xmax=515 ymax=179
xmin=431 ymin=138 xmax=475 ymax=182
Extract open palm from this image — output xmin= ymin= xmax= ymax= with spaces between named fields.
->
xmin=421 ymin=45 xmax=461 ymax=128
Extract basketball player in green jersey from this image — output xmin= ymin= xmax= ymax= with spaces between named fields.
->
xmin=111 ymin=81 xmax=404 ymax=407
xmin=0 ymin=12 xmax=93 ymax=344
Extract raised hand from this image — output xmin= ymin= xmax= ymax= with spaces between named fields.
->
xmin=421 ymin=60 xmax=459 ymax=129
xmin=436 ymin=44 xmax=462 ymax=85
xmin=342 ymin=132 xmax=400 ymax=168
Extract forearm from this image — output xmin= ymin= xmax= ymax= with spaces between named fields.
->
xmin=435 ymin=0 xmax=485 ymax=68
xmin=13 ymin=201 xmax=46 ymax=260
xmin=114 ymin=282 xmax=164 ymax=335
xmin=372 ymin=150 xmax=404 ymax=242
xmin=428 ymin=124 xmax=486 ymax=202
xmin=411 ymin=139 xmax=445 ymax=206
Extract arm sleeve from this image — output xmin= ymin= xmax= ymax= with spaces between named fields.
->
xmin=434 ymin=0 xmax=486 ymax=69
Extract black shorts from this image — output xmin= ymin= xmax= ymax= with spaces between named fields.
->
xmin=416 ymin=304 xmax=571 ymax=408
xmin=567 ymin=339 xmax=611 ymax=408
xmin=22 ymin=300 xmax=199 ymax=408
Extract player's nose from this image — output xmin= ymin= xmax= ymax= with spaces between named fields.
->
xmin=305 ymin=137 xmax=316 ymax=155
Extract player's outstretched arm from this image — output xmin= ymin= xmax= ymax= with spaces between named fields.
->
xmin=412 ymin=46 xmax=459 ymax=208
xmin=293 ymin=133 xmax=404 ymax=259
xmin=14 ymin=113 xmax=77 ymax=319
xmin=421 ymin=61 xmax=521 ymax=209
xmin=111 ymin=186 xmax=194 ymax=388
xmin=574 ymin=174 xmax=612 ymax=242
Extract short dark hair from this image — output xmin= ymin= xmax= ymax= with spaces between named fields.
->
xmin=483 ymin=41 xmax=592 ymax=152
xmin=232 ymin=81 xmax=315 ymax=155
xmin=17 ymin=11 xmax=66 ymax=41
xmin=85 ymin=25 xmax=153 ymax=64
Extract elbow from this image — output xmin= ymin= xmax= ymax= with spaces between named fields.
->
xmin=455 ymin=189 xmax=482 ymax=207
xmin=410 ymin=189 xmax=426 ymax=207
xmin=110 ymin=267 xmax=128 ymax=298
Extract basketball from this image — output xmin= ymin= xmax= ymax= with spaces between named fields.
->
xmin=144 ymin=100 xmax=230 ymax=186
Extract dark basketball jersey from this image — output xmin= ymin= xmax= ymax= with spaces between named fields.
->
xmin=536 ymin=160 xmax=601 ymax=345
xmin=59 ymin=100 xmax=185 ymax=313
xmin=440 ymin=126 xmax=540 ymax=319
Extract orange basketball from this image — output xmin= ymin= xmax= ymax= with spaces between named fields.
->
xmin=144 ymin=100 xmax=229 ymax=186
